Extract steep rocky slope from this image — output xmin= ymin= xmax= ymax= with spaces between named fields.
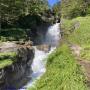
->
xmin=0 ymin=42 xmax=34 ymax=89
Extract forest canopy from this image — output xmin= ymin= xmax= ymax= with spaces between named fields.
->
xmin=0 ymin=0 xmax=49 ymax=27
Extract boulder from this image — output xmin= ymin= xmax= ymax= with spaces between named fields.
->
xmin=0 ymin=42 xmax=34 ymax=89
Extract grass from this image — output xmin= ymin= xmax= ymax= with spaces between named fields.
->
xmin=29 ymin=44 xmax=88 ymax=90
xmin=0 ymin=52 xmax=17 ymax=69
xmin=61 ymin=16 xmax=90 ymax=60
xmin=67 ymin=16 xmax=90 ymax=46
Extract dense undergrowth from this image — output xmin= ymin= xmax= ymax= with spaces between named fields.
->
xmin=0 ymin=28 xmax=27 ymax=42
xmin=29 ymin=43 xmax=88 ymax=90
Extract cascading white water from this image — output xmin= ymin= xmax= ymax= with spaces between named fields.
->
xmin=45 ymin=23 xmax=61 ymax=46
xmin=20 ymin=23 xmax=60 ymax=89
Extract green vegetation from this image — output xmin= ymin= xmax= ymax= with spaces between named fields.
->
xmin=28 ymin=2 xmax=90 ymax=89
xmin=61 ymin=0 xmax=90 ymax=19
xmin=52 ymin=1 xmax=61 ymax=17
xmin=0 ymin=28 xmax=27 ymax=41
xmin=0 ymin=52 xmax=16 ymax=60
xmin=0 ymin=0 xmax=49 ymax=42
xmin=0 ymin=52 xmax=16 ymax=69
xmin=61 ymin=0 xmax=85 ymax=19
xmin=87 ymin=6 xmax=90 ymax=15
xmin=28 ymin=15 xmax=90 ymax=90
xmin=60 ymin=19 xmax=75 ymax=37
xmin=0 ymin=0 xmax=49 ymax=25
xmin=80 ymin=46 xmax=90 ymax=60
xmin=0 ymin=59 xmax=13 ymax=69
xmin=29 ymin=44 xmax=88 ymax=90
xmin=62 ymin=16 xmax=90 ymax=60
xmin=67 ymin=16 xmax=90 ymax=45
xmin=0 ymin=0 xmax=90 ymax=89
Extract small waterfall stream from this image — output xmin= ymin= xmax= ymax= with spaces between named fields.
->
xmin=20 ymin=23 xmax=61 ymax=89
xmin=45 ymin=23 xmax=60 ymax=46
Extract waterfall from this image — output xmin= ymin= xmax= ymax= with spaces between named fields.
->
xmin=45 ymin=23 xmax=60 ymax=46
xmin=20 ymin=23 xmax=60 ymax=89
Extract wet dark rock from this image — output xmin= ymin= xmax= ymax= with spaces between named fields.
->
xmin=0 ymin=42 xmax=34 ymax=89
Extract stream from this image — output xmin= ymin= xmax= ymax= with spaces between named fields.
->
xmin=20 ymin=23 xmax=61 ymax=90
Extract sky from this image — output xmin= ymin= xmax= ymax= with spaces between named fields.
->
xmin=48 ymin=0 xmax=60 ymax=7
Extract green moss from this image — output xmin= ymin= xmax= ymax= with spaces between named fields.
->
xmin=28 ymin=16 xmax=90 ymax=90
xmin=0 ymin=52 xmax=17 ymax=60
xmin=0 ymin=52 xmax=17 ymax=69
xmin=29 ymin=44 xmax=88 ymax=90
xmin=0 ymin=59 xmax=13 ymax=69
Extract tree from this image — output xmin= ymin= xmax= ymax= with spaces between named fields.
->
xmin=0 ymin=0 xmax=49 ymax=28
xmin=85 ymin=0 xmax=90 ymax=15
xmin=27 ymin=0 xmax=49 ymax=15
xmin=0 ymin=0 xmax=25 ymax=27
xmin=61 ymin=0 xmax=87 ymax=19
xmin=53 ymin=1 xmax=61 ymax=16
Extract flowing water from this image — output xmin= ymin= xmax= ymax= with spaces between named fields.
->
xmin=20 ymin=23 xmax=61 ymax=90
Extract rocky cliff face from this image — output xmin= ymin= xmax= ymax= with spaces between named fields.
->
xmin=0 ymin=42 xmax=34 ymax=89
